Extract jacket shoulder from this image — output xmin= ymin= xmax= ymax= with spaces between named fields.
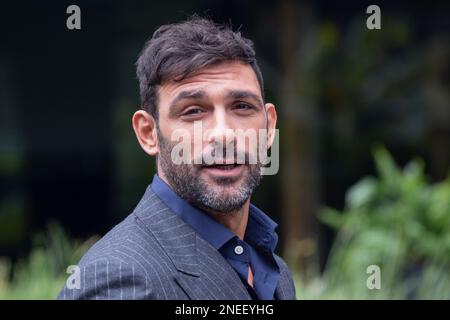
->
xmin=58 ymin=211 xmax=179 ymax=300
xmin=77 ymin=213 xmax=153 ymax=266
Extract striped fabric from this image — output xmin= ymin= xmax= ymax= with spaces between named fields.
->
xmin=57 ymin=185 xmax=296 ymax=300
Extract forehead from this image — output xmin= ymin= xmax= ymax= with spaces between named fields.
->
xmin=158 ymin=61 xmax=262 ymax=102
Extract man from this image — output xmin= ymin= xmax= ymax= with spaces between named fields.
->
xmin=58 ymin=17 xmax=296 ymax=300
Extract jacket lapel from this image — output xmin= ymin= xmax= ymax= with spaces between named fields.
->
xmin=133 ymin=186 xmax=250 ymax=300
xmin=274 ymin=284 xmax=286 ymax=300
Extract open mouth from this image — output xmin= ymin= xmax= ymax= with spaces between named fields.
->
xmin=201 ymin=163 xmax=245 ymax=177
xmin=203 ymin=164 xmax=242 ymax=170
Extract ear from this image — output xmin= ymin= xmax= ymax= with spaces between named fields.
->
xmin=265 ymin=103 xmax=277 ymax=148
xmin=132 ymin=110 xmax=159 ymax=156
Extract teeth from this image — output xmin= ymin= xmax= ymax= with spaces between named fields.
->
xmin=208 ymin=164 xmax=237 ymax=170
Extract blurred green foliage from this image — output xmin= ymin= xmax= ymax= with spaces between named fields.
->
xmin=295 ymin=146 xmax=450 ymax=299
xmin=0 ymin=224 xmax=97 ymax=300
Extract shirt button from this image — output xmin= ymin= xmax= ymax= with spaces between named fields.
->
xmin=234 ymin=245 xmax=244 ymax=255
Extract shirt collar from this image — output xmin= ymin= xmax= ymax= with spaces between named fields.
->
xmin=247 ymin=204 xmax=279 ymax=253
xmin=150 ymin=174 xmax=278 ymax=253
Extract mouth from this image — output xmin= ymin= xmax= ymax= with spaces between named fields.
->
xmin=201 ymin=163 xmax=245 ymax=177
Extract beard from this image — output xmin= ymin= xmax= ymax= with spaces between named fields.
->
xmin=157 ymin=128 xmax=263 ymax=214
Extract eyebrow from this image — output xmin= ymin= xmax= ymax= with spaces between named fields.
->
xmin=168 ymin=89 xmax=208 ymax=114
xmin=226 ymin=90 xmax=264 ymax=108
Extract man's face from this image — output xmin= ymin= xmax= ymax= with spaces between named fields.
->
xmin=150 ymin=61 xmax=276 ymax=213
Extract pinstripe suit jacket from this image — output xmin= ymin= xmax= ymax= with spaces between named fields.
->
xmin=57 ymin=185 xmax=296 ymax=300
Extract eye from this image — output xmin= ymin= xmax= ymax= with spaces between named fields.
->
xmin=182 ymin=107 xmax=204 ymax=116
xmin=233 ymin=103 xmax=255 ymax=112
xmin=235 ymin=103 xmax=252 ymax=109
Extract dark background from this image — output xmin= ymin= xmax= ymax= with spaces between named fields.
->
xmin=0 ymin=0 xmax=449 ymax=273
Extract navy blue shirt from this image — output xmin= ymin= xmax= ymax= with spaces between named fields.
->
xmin=151 ymin=175 xmax=281 ymax=300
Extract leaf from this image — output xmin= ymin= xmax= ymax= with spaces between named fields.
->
xmin=372 ymin=145 xmax=401 ymax=184
xmin=346 ymin=177 xmax=377 ymax=209
xmin=318 ymin=207 xmax=345 ymax=229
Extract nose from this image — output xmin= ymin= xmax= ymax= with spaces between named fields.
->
xmin=205 ymin=108 xmax=236 ymax=147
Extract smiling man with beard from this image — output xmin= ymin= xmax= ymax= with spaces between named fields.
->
xmin=58 ymin=17 xmax=296 ymax=300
